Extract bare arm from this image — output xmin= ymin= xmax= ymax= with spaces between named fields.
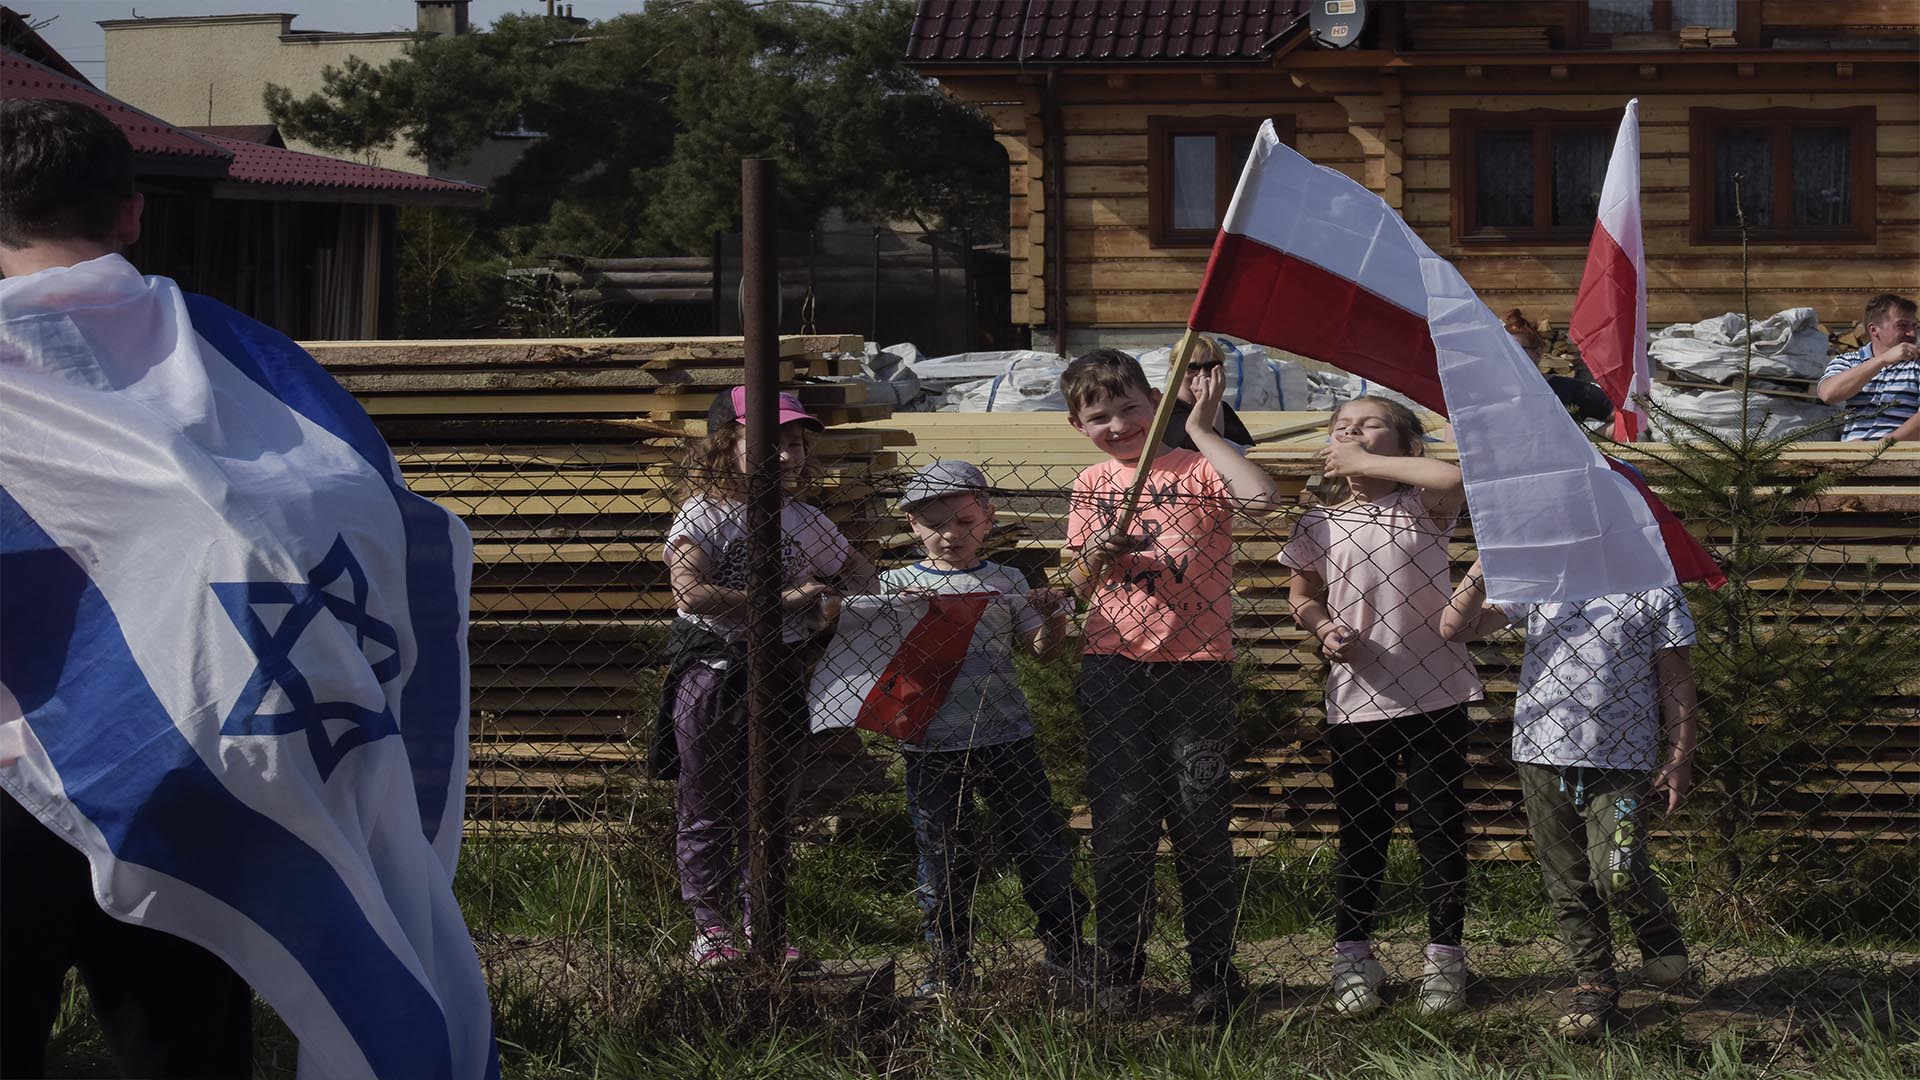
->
xmin=1186 ymin=364 xmax=1284 ymax=513
xmin=830 ymin=548 xmax=880 ymax=593
xmin=1652 ymin=646 xmax=1700 ymax=814
xmin=1287 ymin=565 xmax=1358 ymax=662
xmin=1439 ymin=556 xmax=1511 ymax=641
xmin=667 ymin=538 xmax=826 ymax=616
xmin=1889 ymin=409 xmax=1920 ymax=442
xmin=1022 ymin=587 xmax=1070 ymax=660
xmin=1817 ymin=343 xmax=1919 ymax=404
xmin=1319 ymin=442 xmax=1464 ymax=517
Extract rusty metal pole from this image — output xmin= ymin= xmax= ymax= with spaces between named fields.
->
xmin=741 ymin=158 xmax=785 ymax=967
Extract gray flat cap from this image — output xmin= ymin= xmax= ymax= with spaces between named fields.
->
xmin=897 ymin=459 xmax=990 ymax=510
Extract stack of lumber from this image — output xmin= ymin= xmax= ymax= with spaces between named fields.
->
xmin=1680 ymin=25 xmax=1740 ymax=47
xmin=846 ymin=414 xmax=1920 ymax=859
xmin=306 ymin=334 xmax=886 ymax=433
xmin=1408 ymin=25 xmax=1551 ymax=51
xmin=307 ymin=335 xmax=910 ymax=823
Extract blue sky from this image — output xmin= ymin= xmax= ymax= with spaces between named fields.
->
xmin=22 ymin=1 xmax=642 ymax=89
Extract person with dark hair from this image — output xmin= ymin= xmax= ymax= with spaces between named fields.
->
xmin=6 ymin=93 xmax=498 ymax=1079
xmin=0 ymin=97 xmax=257 ymax=1080
xmin=0 ymin=98 xmax=142 ymax=262
xmin=1818 ymin=293 xmax=1920 ymax=441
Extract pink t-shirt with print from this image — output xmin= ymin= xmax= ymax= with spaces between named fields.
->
xmin=1278 ymin=486 xmax=1482 ymax=723
xmin=1066 ymin=449 xmax=1235 ymax=662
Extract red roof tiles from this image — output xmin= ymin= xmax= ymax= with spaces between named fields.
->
xmin=908 ymin=0 xmax=1307 ymax=64
xmin=2 ymin=48 xmax=483 ymax=203
xmin=1 ymin=51 xmax=229 ymax=171
xmin=201 ymin=133 xmax=484 ymax=200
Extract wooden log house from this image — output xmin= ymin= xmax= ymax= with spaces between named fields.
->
xmin=908 ymin=1 xmax=1920 ymax=356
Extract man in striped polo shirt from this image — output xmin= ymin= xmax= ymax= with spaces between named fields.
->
xmin=1819 ymin=293 xmax=1920 ymax=441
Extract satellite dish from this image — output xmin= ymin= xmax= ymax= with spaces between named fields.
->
xmin=1308 ymin=0 xmax=1369 ymax=49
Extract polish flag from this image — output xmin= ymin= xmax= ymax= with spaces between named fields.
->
xmin=1188 ymin=122 xmax=1722 ymax=603
xmin=807 ymin=593 xmax=994 ymax=743
xmin=1569 ymin=99 xmax=1651 ymax=442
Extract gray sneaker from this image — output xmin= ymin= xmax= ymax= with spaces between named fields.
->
xmin=1556 ymin=979 xmax=1620 ymax=1041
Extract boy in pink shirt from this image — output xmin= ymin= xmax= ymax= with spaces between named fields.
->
xmin=1060 ymin=349 xmax=1283 ymax=1020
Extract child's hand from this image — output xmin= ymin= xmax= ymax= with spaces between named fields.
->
xmin=1027 ymin=586 xmax=1069 ymax=616
xmin=1653 ymin=753 xmax=1692 ymax=814
xmin=780 ymin=580 xmax=833 ymax=611
xmin=1086 ymin=524 xmax=1148 ymax=559
xmin=1316 ymin=621 xmax=1359 ymax=661
xmin=1317 ymin=440 xmax=1374 ymax=479
xmin=1184 ymin=361 xmax=1226 ymax=436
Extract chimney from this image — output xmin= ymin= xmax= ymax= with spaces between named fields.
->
xmin=416 ymin=1 xmax=470 ymax=37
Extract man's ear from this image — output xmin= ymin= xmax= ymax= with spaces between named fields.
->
xmin=1068 ymin=412 xmax=1089 ymax=436
xmin=1149 ymin=388 xmax=1163 ymax=407
xmin=113 ymin=193 xmax=143 ymax=249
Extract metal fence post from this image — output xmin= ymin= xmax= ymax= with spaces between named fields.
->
xmin=740 ymin=158 xmax=786 ymax=967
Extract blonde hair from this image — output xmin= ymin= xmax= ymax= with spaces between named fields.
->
xmin=674 ymin=421 xmax=819 ymax=503
xmin=1317 ymin=394 xmax=1427 ymax=505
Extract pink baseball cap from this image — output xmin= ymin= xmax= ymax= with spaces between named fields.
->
xmin=706 ymin=385 xmax=824 ymax=431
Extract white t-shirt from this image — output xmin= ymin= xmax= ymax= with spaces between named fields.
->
xmin=879 ymin=560 xmax=1043 ymax=753
xmin=1509 ymin=587 xmax=1695 ymax=770
xmin=666 ymin=494 xmax=850 ymax=643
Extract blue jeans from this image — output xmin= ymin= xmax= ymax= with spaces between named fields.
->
xmin=903 ymin=738 xmax=1088 ymax=964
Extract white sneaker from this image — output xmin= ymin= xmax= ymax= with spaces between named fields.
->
xmin=1637 ymin=953 xmax=1690 ymax=988
xmin=1416 ymin=952 xmax=1468 ymax=1017
xmin=1331 ymin=954 xmax=1387 ymax=1016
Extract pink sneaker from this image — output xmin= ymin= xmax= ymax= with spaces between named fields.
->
xmin=689 ymin=925 xmax=741 ymax=969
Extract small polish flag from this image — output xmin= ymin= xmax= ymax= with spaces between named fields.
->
xmin=1570 ymin=99 xmax=1652 ymax=442
xmin=808 ymin=593 xmax=994 ymax=743
xmin=1187 ymin=122 xmax=1722 ymax=603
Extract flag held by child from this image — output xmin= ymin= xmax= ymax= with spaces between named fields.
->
xmin=808 ymin=593 xmax=994 ymax=743
xmin=1569 ymin=98 xmax=1652 ymax=442
xmin=1188 ymin=121 xmax=1722 ymax=604
xmin=0 ymin=256 xmax=497 ymax=1080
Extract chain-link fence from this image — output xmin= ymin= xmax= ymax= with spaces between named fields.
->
xmin=420 ymin=408 xmax=1919 ymax=1063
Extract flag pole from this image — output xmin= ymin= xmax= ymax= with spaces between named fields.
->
xmin=1111 ymin=326 xmax=1202 ymax=533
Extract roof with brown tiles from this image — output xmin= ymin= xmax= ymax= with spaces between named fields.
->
xmin=908 ymin=0 xmax=1308 ymax=65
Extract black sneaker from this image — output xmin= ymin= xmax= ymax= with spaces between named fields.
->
xmin=1189 ymin=964 xmax=1251 ymax=1024
xmin=1556 ymin=978 xmax=1620 ymax=1041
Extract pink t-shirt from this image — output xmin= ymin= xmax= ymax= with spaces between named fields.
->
xmin=1066 ymin=449 xmax=1235 ymax=662
xmin=1278 ymin=486 xmax=1483 ymax=723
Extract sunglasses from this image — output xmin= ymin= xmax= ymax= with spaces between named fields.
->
xmin=1187 ymin=359 xmax=1224 ymax=372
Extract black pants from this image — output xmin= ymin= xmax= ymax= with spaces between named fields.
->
xmin=1 ymin=791 xmax=251 ymax=1080
xmin=1327 ymin=704 xmax=1472 ymax=947
xmin=1077 ymin=654 xmax=1238 ymax=987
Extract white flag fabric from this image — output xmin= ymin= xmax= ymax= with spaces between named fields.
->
xmin=1188 ymin=123 xmax=1722 ymax=603
xmin=808 ymin=593 xmax=995 ymax=742
xmin=1570 ymin=98 xmax=1652 ymax=442
xmin=0 ymin=255 xmax=496 ymax=1079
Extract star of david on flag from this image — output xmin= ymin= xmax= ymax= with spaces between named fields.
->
xmin=0 ymin=255 xmax=496 ymax=1079
xmin=214 ymin=535 xmax=403 ymax=781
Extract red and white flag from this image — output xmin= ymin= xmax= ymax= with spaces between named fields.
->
xmin=1570 ymin=99 xmax=1651 ymax=442
xmin=1188 ymin=121 xmax=1722 ymax=603
xmin=807 ymin=593 xmax=994 ymax=742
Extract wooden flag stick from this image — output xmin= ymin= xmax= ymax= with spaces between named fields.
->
xmin=1111 ymin=325 xmax=1202 ymax=535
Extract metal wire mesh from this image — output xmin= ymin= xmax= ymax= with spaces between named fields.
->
xmin=417 ymin=428 xmax=1920 ymax=1046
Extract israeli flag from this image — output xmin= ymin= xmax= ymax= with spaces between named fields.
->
xmin=0 ymin=255 xmax=496 ymax=1079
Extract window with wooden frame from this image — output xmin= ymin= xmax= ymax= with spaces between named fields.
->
xmin=1573 ymin=1 xmax=1760 ymax=47
xmin=1450 ymin=110 xmax=1617 ymax=244
xmin=1689 ymin=107 xmax=1875 ymax=244
xmin=1147 ymin=116 xmax=1294 ymax=248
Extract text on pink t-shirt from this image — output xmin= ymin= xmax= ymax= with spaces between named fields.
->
xmin=1066 ymin=449 xmax=1236 ymax=662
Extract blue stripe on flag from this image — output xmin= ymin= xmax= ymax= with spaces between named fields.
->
xmin=0 ymin=486 xmax=459 ymax=1080
xmin=183 ymin=295 xmax=464 ymax=844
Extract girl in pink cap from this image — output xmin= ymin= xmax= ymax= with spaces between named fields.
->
xmin=651 ymin=386 xmax=876 ymax=968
